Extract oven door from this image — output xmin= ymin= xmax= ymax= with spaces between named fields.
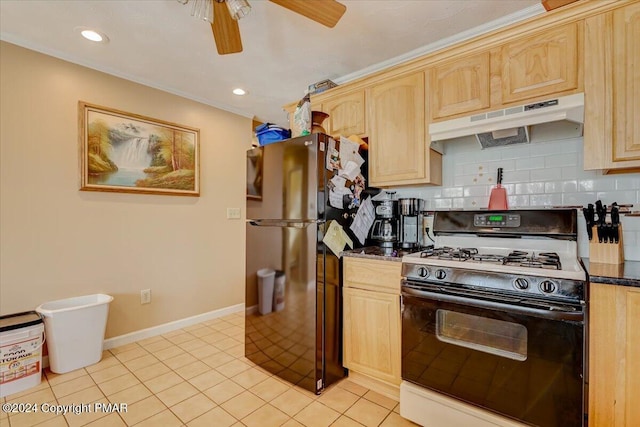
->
xmin=401 ymin=281 xmax=585 ymax=427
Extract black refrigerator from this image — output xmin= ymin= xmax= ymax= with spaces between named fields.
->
xmin=245 ymin=133 xmax=374 ymax=394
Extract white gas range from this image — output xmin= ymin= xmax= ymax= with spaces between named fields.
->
xmin=399 ymin=209 xmax=587 ymax=427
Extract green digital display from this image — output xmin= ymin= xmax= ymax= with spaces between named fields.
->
xmin=489 ymin=215 xmax=504 ymax=221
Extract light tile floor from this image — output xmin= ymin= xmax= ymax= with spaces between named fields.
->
xmin=1 ymin=312 xmax=418 ymax=427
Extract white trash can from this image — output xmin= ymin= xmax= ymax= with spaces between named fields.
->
xmin=36 ymin=294 xmax=113 ymax=374
xmin=257 ymin=268 xmax=275 ymax=315
xmin=273 ymin=270 xmax=285 ymax=312
xmin=0 ymin=311 xmax=44 ymax=398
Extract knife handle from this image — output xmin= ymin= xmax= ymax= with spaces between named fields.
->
xmin=583 ymin=208 xmax=593 ymax=240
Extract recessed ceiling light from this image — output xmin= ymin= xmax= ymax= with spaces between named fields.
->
xmin=233 ymin=88 xmax=247 ymax=96
xmin=76 ymin=27 xmax=109 ymax=43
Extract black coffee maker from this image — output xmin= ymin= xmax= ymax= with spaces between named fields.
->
xmin=398 ymin=198 xmax=424 ymax=249
xmin=370 ymin=198 xmax=399 ymax=249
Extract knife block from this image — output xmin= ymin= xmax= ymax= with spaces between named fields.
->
xmin=589 ymin=224 xmax=624 ymax=264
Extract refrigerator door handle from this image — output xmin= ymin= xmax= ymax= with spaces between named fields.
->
xmin=248 ymin=219 xmax=324 ymax=228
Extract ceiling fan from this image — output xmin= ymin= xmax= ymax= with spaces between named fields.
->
xmin=179 ymin=0 xmax=347 ymax=55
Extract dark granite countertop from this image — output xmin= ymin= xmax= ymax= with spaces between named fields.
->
xmin=341 ymin=246 xmax=422 ymax=262
xmin=582 ymin=258 xmax=640 ymax=288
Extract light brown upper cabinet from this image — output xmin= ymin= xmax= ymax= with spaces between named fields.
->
xmin=498 ymin=23 xmax=581 ymax=104
xmin=430 ymin=52 xmax=491 ymax=120
xmin=430 ymin=23 xmax=582 ymax=122
xmin=612 ymin=4 xmax=640 ymax=165
xmin=367 ymin=71 xmax=442 ymax=187
xmin=322 ymin=90 xmax=366 ymax=137
xmin=584 ymin=2 xmax=640 ymax=172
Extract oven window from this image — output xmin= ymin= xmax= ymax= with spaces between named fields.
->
xmin=436 ymin=309 xmax=527 ymax=361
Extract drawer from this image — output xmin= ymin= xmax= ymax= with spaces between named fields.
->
xmin=343 ymin=257 xmax=401 ymax=294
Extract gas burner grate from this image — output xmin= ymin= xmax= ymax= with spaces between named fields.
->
xmin=419 ymin=248 xmax=564 ymax=270
xmin=420 ymin=247 xmax=478 ymax=261
xmin=504 ymin=251 xmax=562 ymax=270
xmin=472 ymin=254 xmax=506 ymax=263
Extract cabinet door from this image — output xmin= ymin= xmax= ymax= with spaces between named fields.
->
xmin=612 ymin=3 xmax=640 ymax=163
xmin=343 ymin=287 xmax=401 ymax=385
xmin=430 ymin=52 xmax=491 ymax=120
xmin=323 ymin=91 xmax=366 ymax=137
xmin=367 ymin=71 xmax=437 ymax=186
xmin=589 ymin=283 xmax=640 ymax=426
xmin=500 ymin=23 xmax=580 ymax=104
xmin=584 ymin=4 xmax=640 ymax=172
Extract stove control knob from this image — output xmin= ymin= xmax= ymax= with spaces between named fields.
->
xmin=417 ymin=267 xmax=429 ymax=278
xmin=539 ymin=280 xmax=557 ymax=294
xmin=435 ymin=269 xmax=447 ymax=280
xmin=513 ymin=278 xmax=529 ymax=290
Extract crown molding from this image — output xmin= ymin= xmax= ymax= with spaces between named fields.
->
xmin=334 ymin=3 xmax=545 ymax=86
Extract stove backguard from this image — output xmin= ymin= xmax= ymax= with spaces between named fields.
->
xmin=433 ymin=209 xmax=578 ymax=240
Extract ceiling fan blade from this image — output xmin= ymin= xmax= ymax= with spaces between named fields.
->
xmin=211 ymin=0 xmax=243 ymax=55
xmin=269 ymin=0 xmax=346 ymax=28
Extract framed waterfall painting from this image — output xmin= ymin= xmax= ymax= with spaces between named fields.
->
xmin=79 ymin=102 xmax=200 ymax=196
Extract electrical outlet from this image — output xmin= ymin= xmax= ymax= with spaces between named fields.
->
xmin=423 ymin=214 xmax=435 ymax=244
xmin=141 ymin=289 xmax=151 ymax=305
xmin=226 ymin=207 xmax=241 ymax=219
xmin=424 ymin=215 xmax=434 ymax=231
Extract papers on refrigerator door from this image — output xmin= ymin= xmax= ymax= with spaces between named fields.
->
xmin=330 ymin=175 xmax=347 ymax=188
xmin=338 ymin=160 xmax=361 ymax=181
xmin=329 ymin=185 xmax=353 ymax=209
xmin=339 ymin=136 xmax=365 ymax=168
xmin=350 ymin=196 xmax=375 ymax=245
xmin=326 ymin=138 xmax=340 ymax=171
xmin=323 ymin=220 xmax=354 ymax=257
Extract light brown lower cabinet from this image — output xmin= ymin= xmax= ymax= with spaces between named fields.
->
xmin=589 ymin=283 xmax=640 ymax=426
xmin=343 ymin=257 xmax=402 ymax=389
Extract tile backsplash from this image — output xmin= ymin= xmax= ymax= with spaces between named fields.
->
xmin=392 ymin=136 xmax=640 ymax=261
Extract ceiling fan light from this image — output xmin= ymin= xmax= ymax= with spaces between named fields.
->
xmin=226 ymin=0 xmax=251 ymax=20
xmin=191 ymin=0 xmax=214 ymax=23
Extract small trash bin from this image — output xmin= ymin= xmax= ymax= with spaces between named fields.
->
xmin=0 ymin=311 xmax=44 ymax=398
xmin=257 ymin=268 xmax=275 ymax=315
xmin=273 ymin=270 xmax=285 ymax=312
xmin=36 ymin=294 xmax=113 ymax=374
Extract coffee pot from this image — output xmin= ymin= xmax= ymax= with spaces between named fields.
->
xmin=370 ymin=217 xmax=398 ymax=248
xmin=370 ymin=192 xmax=399 ymax=248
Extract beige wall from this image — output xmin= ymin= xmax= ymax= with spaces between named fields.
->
xmin=0 ymin=42 xmax=251 ymax=338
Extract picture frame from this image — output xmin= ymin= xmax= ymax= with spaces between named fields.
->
xmin=246 ymin=147 xmax=263 ymax=200
xmin=79 ymin=101 xmax=200 ymax=196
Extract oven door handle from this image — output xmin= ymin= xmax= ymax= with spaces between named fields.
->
xmin=402 ymin=286 xmax=584 ymax=322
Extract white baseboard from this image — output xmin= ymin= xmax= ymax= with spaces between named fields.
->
xmin=245 ymin=304 xmax=258 ymax=315
xmin=102 ymin=303 xmax=244 ymax=350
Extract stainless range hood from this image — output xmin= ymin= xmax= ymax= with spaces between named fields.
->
xmin=429 ymin=93 xmax=584 ymax=148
